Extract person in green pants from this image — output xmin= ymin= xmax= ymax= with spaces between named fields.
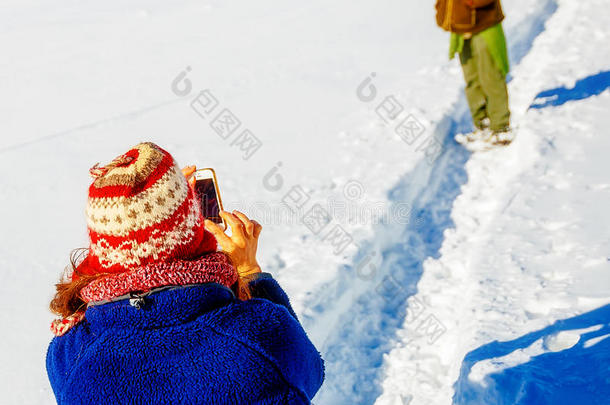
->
xmin=435 ymin=0 xmax=513 ymax=145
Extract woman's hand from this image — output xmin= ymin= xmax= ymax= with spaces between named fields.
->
xmin=204 ymin=210 xmax=263 ymax=277
xmin=182 ymin=166 xmax=262 ymax=276
xmin=181 ymin=165 xmax=197 ymax=189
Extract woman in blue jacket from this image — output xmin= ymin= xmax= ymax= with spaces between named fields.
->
xmin=46 ymin=142 xmax=325 ymax=404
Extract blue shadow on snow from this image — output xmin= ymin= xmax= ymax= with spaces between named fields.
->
xmin=529 ymin=70 xmax=610 ymax=109
xmin=453 ymin=304 xmax=610 ymax=405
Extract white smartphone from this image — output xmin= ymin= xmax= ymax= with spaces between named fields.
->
xmin=193 ymin=168 xmax=226 ymax=230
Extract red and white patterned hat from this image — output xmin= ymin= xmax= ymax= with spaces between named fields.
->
xmin=81 ymin=142 xmax=217 ymax=276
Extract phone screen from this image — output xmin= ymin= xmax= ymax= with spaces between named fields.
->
xmin=194 ymin=178 xmax=222 ymax=223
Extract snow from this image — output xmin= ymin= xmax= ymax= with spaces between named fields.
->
xmin=1 ymin=0 xmax=609 ymax=404
xmin=374 ymin=0 xmax=610 ymax=404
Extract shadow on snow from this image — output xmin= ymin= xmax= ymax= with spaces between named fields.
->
xmin=453 ymin=304 xmax=610 ymax=405
xmin=529 ymin=70 xmax=610 ymax=109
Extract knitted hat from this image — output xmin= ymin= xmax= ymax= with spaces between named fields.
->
xmin=81 ymin=142 xmax=217 ymax=276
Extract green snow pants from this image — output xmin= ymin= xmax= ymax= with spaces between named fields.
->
xmin=459 ymin=34 xmax=510 ymax=131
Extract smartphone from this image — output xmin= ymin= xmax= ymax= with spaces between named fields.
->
xmin=193 ymin=168 xmax=226 ymax=230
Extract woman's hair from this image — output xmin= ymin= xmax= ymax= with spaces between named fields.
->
xmin=49 ymin=249 xmax=103 ymax=318
xmin=50 ymin=249 xmax=251 ymax=319
xmin=234 ymin=277 xmax=252 ymax=301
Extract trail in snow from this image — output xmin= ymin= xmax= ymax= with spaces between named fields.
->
xmin=506 ymin=0 xmax=557 ymax=67
xmin=374 ymin=0 xmax=610 ymax=403
xmin=305 ymin=1 xmax=561 ymax=403
xmin=305 ymin=110 xmax=471 ymax=404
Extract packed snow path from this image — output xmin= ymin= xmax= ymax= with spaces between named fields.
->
xmin=371 ymin=0 xmax=610 ymax=404
xmin=304 ymin=1 xmax=563 ymax=403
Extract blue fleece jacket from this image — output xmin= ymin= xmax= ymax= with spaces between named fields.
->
xmin=46 ymin=273 xmax=325 ymax=404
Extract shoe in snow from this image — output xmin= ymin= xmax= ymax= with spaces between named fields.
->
xmin=476 ymin=117 xmax=491 ymax=130
xmin=488 ymin=127 xmax=514 ymax=146
xmin=455 ymin=127 xmax=491 ymax=145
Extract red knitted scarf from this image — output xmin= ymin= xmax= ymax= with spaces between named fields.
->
xmin=51 ymin=252 xmax=237 ymax=336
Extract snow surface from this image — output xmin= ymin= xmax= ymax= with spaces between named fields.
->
xmin=0 ymin=0 xmax=609 ymax=404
